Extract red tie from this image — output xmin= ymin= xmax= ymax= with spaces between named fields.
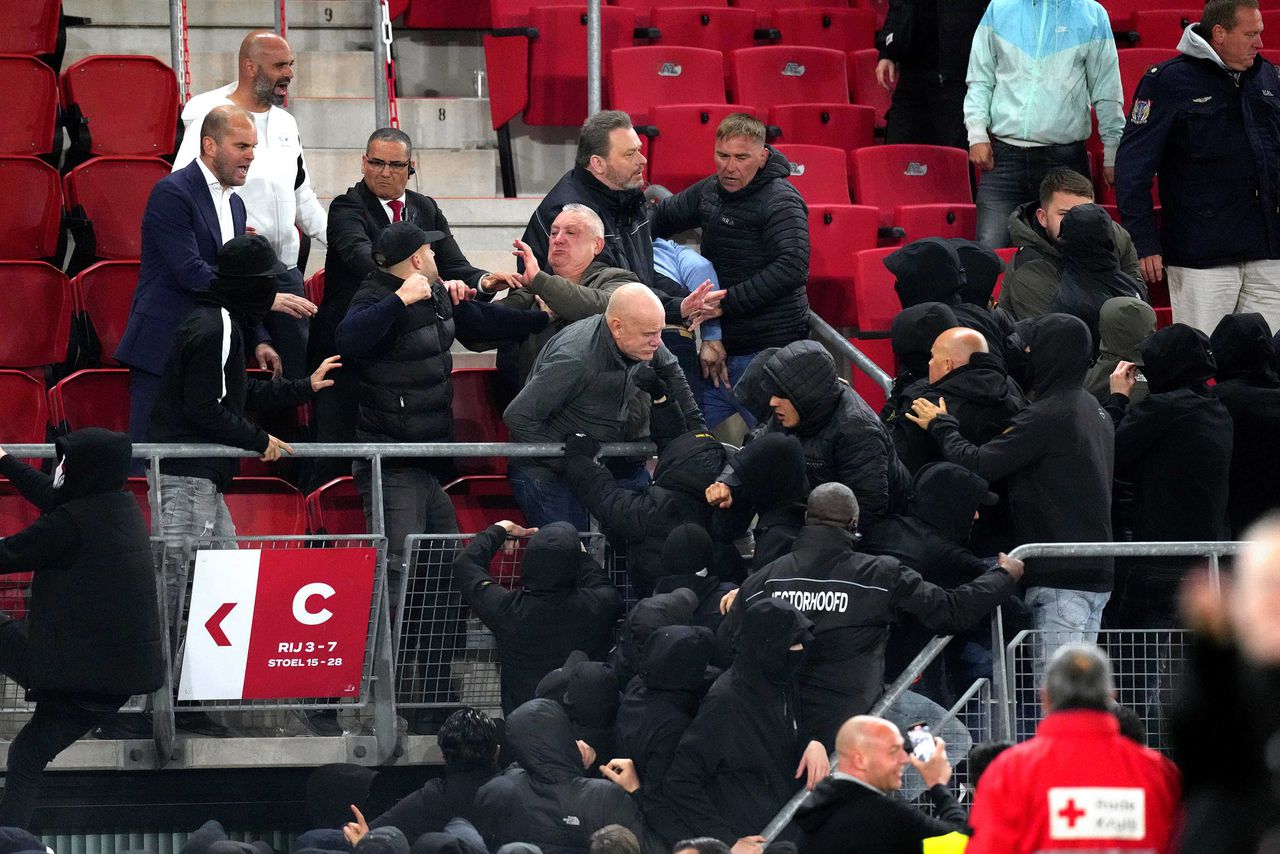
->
xmin=388 ymin=200 xmax=404 ymax=222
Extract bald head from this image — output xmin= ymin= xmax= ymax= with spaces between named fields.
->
xmin=236 ymin=31 xmax=294 ymax=108
xmin=1234 ymin=515 xmax=1280 ymax=663
xmin=199 ymin=105 xmax=256 ymax=187
xmin=835 ymin=716 xmax=908 ymax=792
xmin=605 ymin=284 xmax=665 ymax=363
xmin=927 ymin=327 xmax=989 ymax=384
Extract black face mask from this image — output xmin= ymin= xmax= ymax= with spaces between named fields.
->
xmin=205 ymin=275 xmax=279 ymax=326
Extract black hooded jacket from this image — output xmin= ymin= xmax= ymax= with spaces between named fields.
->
xmin=1211 ymin=313 xmax=1280 ymax=536
xmin=1048 ymin=204 xmax=1147 ymax=350
xmin=1106 ymin=324 xmax=1232 ymax=546
xmin=615 ymin=625 xmax=717 ymax=847
xmin=716 ymin=432 xmax=810 ymax=573
xmin=537 ymin=659 xmax=621 ymax=770
xmin=607 ymin=588 xmax=699 ymax=690
xmin=664 ymin=599 xmax=815 ymax=844
xmin=649 ymin=523 xmax=738 ymax=632
xmin=563 ymin=431 xmax=729 ymax=597
xmin=451 ymin=524 xmax=622 ymax=714
xmin=880 ymin=302 xmax=958 ymax=434
xmin=720 ymin=523 xmax=1014 ymax=748
xmin=653 ymin=146 xmax=810 ymax=356
xmin=0 ymin=429 xmax=165 ymax=698
xmin=927 ymin=314 xmax=1116 ymax=591
xmin=761 ymin=341 xmax=910 ymax=525
xmin=477 ymin=699 xmax=660 ymax=854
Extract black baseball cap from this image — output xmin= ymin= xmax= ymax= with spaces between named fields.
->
xmin=373 ymin=221 xmax=445 ymax=268
xmin=211 ymin=233 xmax=287 ymax=278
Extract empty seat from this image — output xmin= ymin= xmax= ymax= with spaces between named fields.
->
xmin=850 ymin=144 xmax=974 ymax=229
xmin=732 ymin=0 xmax=849 ymax=26
xmin=223 ymin=477 xmax=307 ymax=537
xmin=0 ymin=371 xmax=48 ymax=448
xmin=451 ymin=367 xmax=511 ymax=476
xmin=305 ymin=476 xmax=368 ymax=535
xmin=774 ymin=143 xmax=850 ymax=205
xmin=650 ymin=6 xmax=759 ymax=55
xmin=614 ymin=0 xmax=729 ymax=27
xmin=0 ymin=479 xmax=40 ymax=537
xmin=1130 ymin=9 xmax=1198 ymax=49
xmin=847 ymin=48 xmax=890 ymax=131
xmin=647 ymin=102 xmax=753 ymax=192
xmin=0 ymin=156 xmax=62 ymax=260
xmin=848 ymin=336 xmax=893 ymax=412
xmin=0 ymin=261 xmax=71 ymax=369
xmin=609 ymin=46 xmax=726 ymax=126
xmin=731 ymin=45 xmax=848 ymax=108
xmin=768 ymin=103 xmax=874 ymax=150
xmin=72 ymin=260 xmax=138 ymax=366
xmin=0 ymin=0 xmax=61 ymax=58
xmin=893 ymin=204 xmax=978 ymax=242
xmin=1117 ymin=48 xmax=1177 ymax=111
xmin=445 ymin=475 xmax=527 ymax=534
xmin=806 ymin=204 xmax=880 ymax=327
xmin=850 ymin=246 xmax=900 ymax=333
xmin=64 ymin=156 xmax=171 ymax=265
xmin=772 ymin=6 xmax=875 ymax=52
xmin=0 ymin=55 xmax=58 ymax=155
xmin=404 ymin=0 xmax=491 ymax=28
xmin=47 ymin=368 xmax=130 ymax=434
xmin=60 ymin=55 xmax=179 ymax=159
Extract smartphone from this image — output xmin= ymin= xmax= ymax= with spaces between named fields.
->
xmin=907 ymin=722 xmax=934 ymax=762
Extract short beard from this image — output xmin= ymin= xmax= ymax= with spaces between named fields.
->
xmin=251 ymin=68 xmax=285 ymax=107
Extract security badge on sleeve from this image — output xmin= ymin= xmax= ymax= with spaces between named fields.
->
xmin=1131 ymin=99 xmax=1152 ymax=124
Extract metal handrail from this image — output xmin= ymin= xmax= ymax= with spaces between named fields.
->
xmin=808 ymin=310 xmax=894 ymax=394
xmin=2 ymin=442 xmax=657 ymax=459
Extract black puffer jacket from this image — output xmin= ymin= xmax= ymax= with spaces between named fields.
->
xmin=614 ymin=625 xmax=717 ymax=847
xmin=653 ymin=147 xmax=810 ymax=356
xmin=451 ymin=523 xmax=622 ymax=714
xmin=1211 ymin=313 xmax=1280 ymax=536
xmin=478 ymin=699 xmax=661 ymax=854
xmin=0 ymin=429 xmax=165 ymax=698
xmin=1049 ymin=203 xmax=1147 ymax=350
xmin=346 ymin=268 xmax=454 ymax=451
xmin=762 ymin=341 xmax=910 ymax=525
xmin=563 ymin=431 xmax=728 ymax=596
xmin=665 ymin=599 xmax=815 ymax=844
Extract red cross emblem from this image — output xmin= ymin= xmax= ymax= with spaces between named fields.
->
xmin=1058 ymin=799 xmax=1087 ymax=828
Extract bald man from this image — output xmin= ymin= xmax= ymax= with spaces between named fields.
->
xmin=794 ymin=715 xmax=967 ymax=853
xmin=890 ymin=326 xmax=1025 ymax=475
xmin=174 ymin=30 xmax=327 ymax=380
xmin=505 ymin=283 xmax=704 ymax=529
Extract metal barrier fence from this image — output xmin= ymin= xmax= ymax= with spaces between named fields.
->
xmin=894 ymin=677 xmax=993 ymax=815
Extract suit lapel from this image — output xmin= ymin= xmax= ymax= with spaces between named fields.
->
xmin=186 ymin=161 xmax=223 ymax=246
xmin=357 ymin=181 xmax=390 ymax=228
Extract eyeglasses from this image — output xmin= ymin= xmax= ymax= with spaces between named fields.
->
xmin=366 ymin=158 xmax=411 ymax=172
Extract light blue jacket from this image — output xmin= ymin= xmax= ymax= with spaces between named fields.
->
xmin=964 ymin=0 xmax=1125 ymax=166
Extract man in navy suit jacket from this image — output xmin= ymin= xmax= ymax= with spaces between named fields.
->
xmin=116 ymin=104 xmax=280 ymax=445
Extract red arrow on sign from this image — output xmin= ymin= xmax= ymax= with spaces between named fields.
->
xmin=205 ymin=602 xmax=236 ymax=647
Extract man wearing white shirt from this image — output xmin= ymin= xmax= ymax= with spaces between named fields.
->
xmin=174 ymin=30 xmax=326 ymax=380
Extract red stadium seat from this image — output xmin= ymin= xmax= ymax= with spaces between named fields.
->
xmin=0 ymin=261 xmax=71 ymax=369
xmin=63 ymin=156 xmax=171 ymax=264
xmin=223 ymin=477 xmax=307 ymax=537
xmin=0 ymin=0 xmax=61 ymax=57
xmin=305 ymin=477 xmax=368 ymax=535
xmin=774 ymin=143 xmax=851 ymax=205
xmin=0 ymin=372 xmax=48 ymax=449
xmin=847 ymin=48 xmax=891 ymax=131
xmin=650 ymin=6 xmax=758 ymax=56
xmin=452 ymin=367 xmax=511 ymax=476
xmin=0 ymin=55 xmax=58 ymax=155
xmin=72 ymin=260 xmax=138 ymax=367
xmin=304 ymin=268 xmax=325 ymax=306
xmin=768 ymin=103 xmax=874 ymax=150
xmin=730 ymin=45 xmax=848 ymax=108
xmin=614 ymin=0 xmax=729 ymax=27
xmin=1117 ymin=48 xmax=1176 ymax=112
xmin=0 ymin=479 xmax=40 ymax=537
xmin=1154 ymin=306 xmax=1173 ymax=330
xmin=850 ymin=144 xmax=974 ymax=229
xmin=806 ymin=204 xmax=880 ymax=327
xmin=772 ymin=7 xmax=875 ymax=52
xmin=60 ymin=56 xmax=179 ymax=158
xmin=445 ymin=475 xmax=526 ymax=534
xmin=0 ymin=156 xmax=63 ymax=260
xmin=47 ymin=368 xmax=130 ymax=434
xmin=848 ymin=336 xmax=893 ymax=412
xmin=1130 ymin=9 xmax=1198 ymax=49
xmin=608 ymin=46 xmax=726 ymax=127
xmin=850 ymin=246 xmax=900 ymax=333
xmin=992 ymin=246 xmax=1016 ymax=304
xmin=1265 ymin=10 xmax=1280 ymax=36
xmin=404 ymin=0 xmax=492 ymax=28
xmin=733 ymin=0 xmax=850 ymax=26
xmin=646 ymin=103 xmax=754 ymax=192
xmin=125 ymin=476 xmax=151 ymax=529
xmin=893 ymin=204 xmax=977 ymax=242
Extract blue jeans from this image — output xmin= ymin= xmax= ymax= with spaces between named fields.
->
xmin=976 ymin=140 xmax=1091 ymax=249
xmin=153 ymin=473 xmax=237 ymax=636
xmin=701 ymin=353 xmax=760 ymax=430
xmin=509 ymin=462 xmax=649 ymax=531
xmin=1025 ymin=585 xmax=1110 ymax=712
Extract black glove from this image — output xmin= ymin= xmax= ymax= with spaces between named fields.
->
xmin=633 ymin=364 xmax=669 ymax=400
xmin=563 ymin=432 xmax=602 ymax=460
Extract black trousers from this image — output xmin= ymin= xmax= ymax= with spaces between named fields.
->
xmin=0 ymin=616 xmax=127 ymax=829
xmin=884 ymin=70 xmax=969 ymax=149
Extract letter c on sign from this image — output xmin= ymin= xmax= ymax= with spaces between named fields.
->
xmin=294 ymin=583 xmax=336 ymax=625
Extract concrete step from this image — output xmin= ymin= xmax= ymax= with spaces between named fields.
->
xmin=305 ymin=149 xmax=500 ymax=199
xmin=65 ymin=25 xmax=372 ymax=57
xmin=291 ymin=96 xmax=493 ymax=150
xmin=65 ymin=0 xmax=374 ymax=28
xmin=393 ymin=31 xmax=486 ymax=99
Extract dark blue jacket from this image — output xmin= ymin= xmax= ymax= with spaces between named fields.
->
xmin=115 ymin=160 xmax=248 ymax=375
xmin=1115 ymin=26 xmax=1280 ymax=269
